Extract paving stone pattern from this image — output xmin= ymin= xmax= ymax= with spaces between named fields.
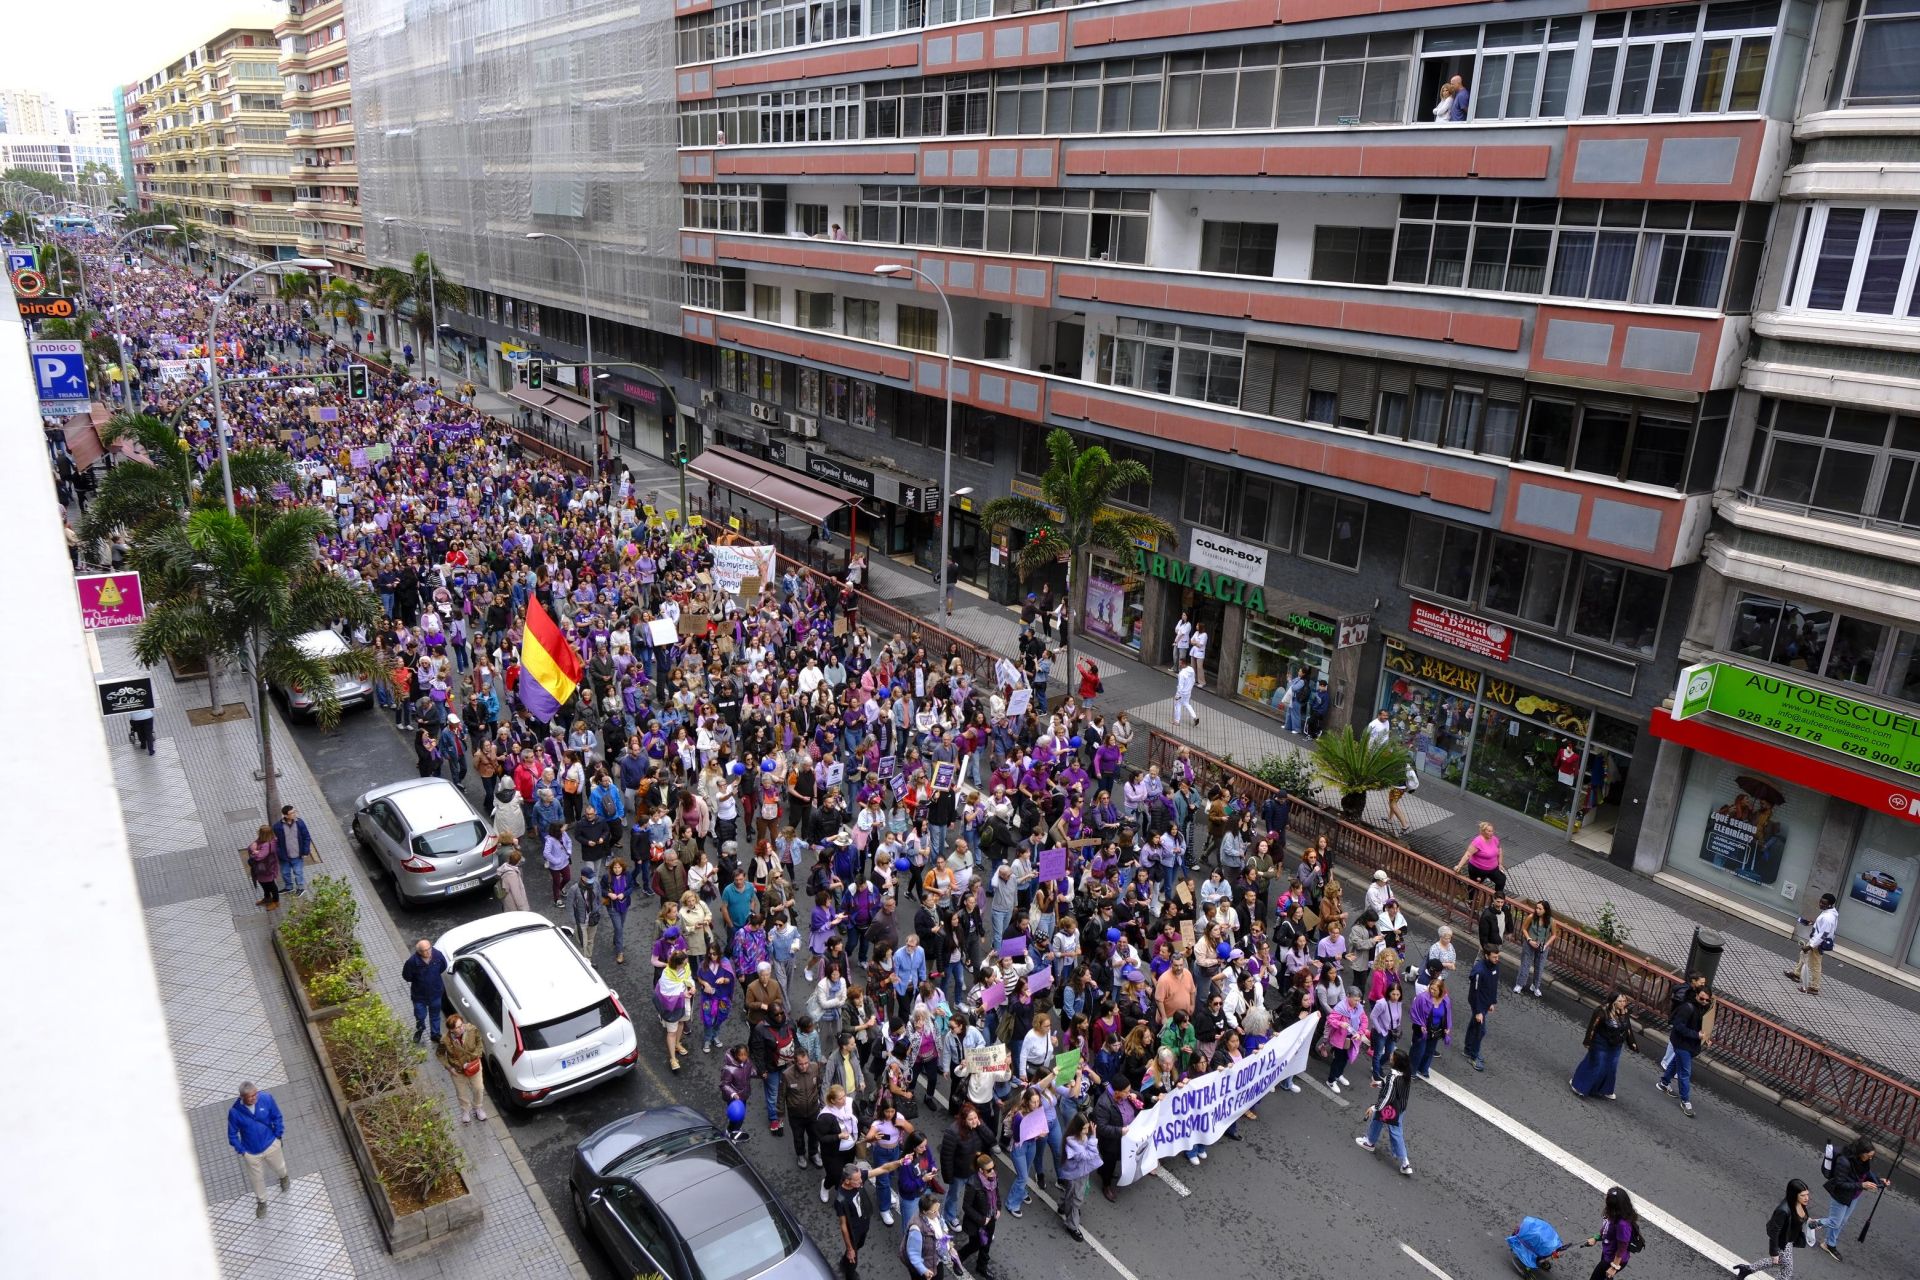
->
xmin=102 ymin=627 xmax=586 ymax=1280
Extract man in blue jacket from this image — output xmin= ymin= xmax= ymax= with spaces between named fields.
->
xmin=403 ymin=938 xmax=450 ymax=1044
xmin=228 ymin=1081 xmax=288 ymax=1218
xmin=1464 ymin=948 xmax=1500 ymax=1071
xmin=273 ymin=804 xmax=314 ymax=895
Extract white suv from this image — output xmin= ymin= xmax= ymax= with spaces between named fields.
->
xmin=436 ymin=913 xmax=639 ymax=1108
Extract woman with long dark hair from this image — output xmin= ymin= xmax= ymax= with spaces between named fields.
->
xmin=1581 ymin=1186 xmax=1641 ymax=1280
xmin=1734 ymin=1178 xmax=1825 ymax=1277
xmin=1570 ymin=990 xmax=1638 ymax=1100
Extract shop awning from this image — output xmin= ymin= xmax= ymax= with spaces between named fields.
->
xmin=690 ymin=443 xmax=854 ymax=526
xmin=505 ymin=387 xmax=596 ymax=425
xmin=1649 ymin=708 xmax=1920 ymax=827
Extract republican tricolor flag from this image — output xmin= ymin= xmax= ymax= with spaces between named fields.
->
xmin=516 ymin=598 xmax=582 ymax=722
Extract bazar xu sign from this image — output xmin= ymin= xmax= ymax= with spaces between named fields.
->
xmin=1673 ymin=660 xmax=1920 ymax=782
xmin=1131 ymin=546 xmax=1266 ymax=612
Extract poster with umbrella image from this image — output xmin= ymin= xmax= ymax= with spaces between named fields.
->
xmin=1699 ymin=771 xmax=1789 ymax=884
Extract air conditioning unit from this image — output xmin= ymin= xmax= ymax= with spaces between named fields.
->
xmin=749 ymin=401 xmax=778 ymax=424
xmin=699 ymin=390 xmax=717 ymax=407
xmin=788 ymin=413 xmax=818 ymax=439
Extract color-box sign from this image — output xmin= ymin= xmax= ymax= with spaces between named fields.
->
xmin=1671 ymin=660 xmax=1920 ymax=783
xmin=1187 ymin=529 xmax=1268 ymax=584
xmin=1408 ymin=599 xmax=1513 ymax=662
xmin=76 ymin=572 xmax=145 ymax=630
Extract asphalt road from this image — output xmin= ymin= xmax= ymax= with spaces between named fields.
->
xmin=291 ymin=706 xmax=1919 ymax=1280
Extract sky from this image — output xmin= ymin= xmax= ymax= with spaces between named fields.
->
xmin=4 ymin=0 xmax=287 ymax=105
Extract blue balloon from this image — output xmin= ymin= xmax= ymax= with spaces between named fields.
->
xmin=730 ymin=761 xmax=746 ymax=776
xmin=1217 ymin=941 xmax=1233 ymax=960
xmin=895 ymin=856 xmax=913 ymax=872
xmin=1105 ymin=928 xmax=1121 ymax=943
xmin=761 ymin=759 xmax=777 ymax=773
xmin=1069 ymin=736 xmax=1083 ymax=750
xmin=726 ymin=1099 xmax=746 ymax=1126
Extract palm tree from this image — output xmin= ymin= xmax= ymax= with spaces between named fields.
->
xmin=371 ymin=254 xmax=467 ymax=358
xmin=276 ymin=269 xmax=318 ymax=317
xmin=1311 ymin=726 xmax=1414 ymax=821
xmin=0 ymin=211 xmax=27 ymax=240
xmin=367 ymin=265 xmax=413 ymax=351
xmin=323 ymin=278 xmax=365 ymax=334
xmin=132 ymin=505 xmax=387 ymax=812
xmin=977 ymin=428 xmax=1173 ymax=684
xmin=82 ymin=410 xmax=296 ymax=546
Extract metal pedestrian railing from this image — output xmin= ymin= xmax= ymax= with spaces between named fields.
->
xmin=1146 ymin=729 xmax=1920 ymax=1143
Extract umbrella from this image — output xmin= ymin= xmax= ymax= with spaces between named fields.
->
xmin=1736 ymin=775 xmax=1786 ymax=806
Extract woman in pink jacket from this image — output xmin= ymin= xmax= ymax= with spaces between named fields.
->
xmin=1323 ymin=986 xmax=1371 ymax=1094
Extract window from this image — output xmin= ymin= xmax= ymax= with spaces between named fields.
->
xmin=993 ymin=58 xmax=1165 ymax=137
xmin=1730 ymin=593 xmax=1889 ymax=688
xmin=1742 ymin=397 xmax=1920 ymax=529
xmin=1404 ymin=517 xmax=1482 ymax=601
xmin=684 ymin=264 xmax=745 ymax=312
xmin=1784 ymin=204 xmax=1920 ymax=319
xmin=898 ymin=304 xmax=939 ymax=351
xmin=1275 ymin=33 xmax=1413 ymax=126
xmin=1421 ymin=18 xmax=1580 ymax=121
xmin=1583 ymin=0 xmax=1778 ymax=117
xmin=1166 ymin=47 xmax=1282 ymax=130
xmin=1311 ymin=226 xmax=1393 ymax=284
xmin=1200 ymin=221 xmax=1278 ymax=276
xmin=1018 ymin=426 xmax=1050 ymax=476
xmin=984 ymin=312 xmax=1012 ymax=359
xmin=1096 ymin=319 xmax=1244 ymax=406
xmin=1482 ymin=536 xmax=1567 ymax=626
xmin=1517 ymin=390 xmax=1713 ymax=488
xmin=859 ymin=185 xmax=1149 ymax=264
xmin=844 ymin=297 xmax=879 ymax=341
xmin=757 ymin=88 xmax=862 ymax=144
xmin=750 ymin=283 xmax=781 ymax=321
xmin=1831 ymin=0 xmax=1920 ymax=108
xmin=795 ymin=289 xmax=833 ymax=329
xmin=1235 ymin=476 xmax=1298 ymax=549
xmin=1569 ymin=558 xmax=1668 ymax=654
xmin=861 ymin=75 xmax=991 ymax=139
xmin=682 ymin=183 xmax=763 ymax=233
xmin=1299 ymin=491 xmax=1366 ymax=569
xmin=1183 ymin=462 xmax=1232 ymax=531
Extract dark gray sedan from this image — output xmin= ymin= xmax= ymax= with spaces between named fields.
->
xmin=569 ymin=1107 xmax=836 ymax=1280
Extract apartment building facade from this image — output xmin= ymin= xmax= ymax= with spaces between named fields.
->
xmin=1637 ymin=0 xmax=1920 ymax=973
xmin=127 ymin=15 xmax=299 ymax=264
xmin=278 ymin=0 xmax=364 ymax=276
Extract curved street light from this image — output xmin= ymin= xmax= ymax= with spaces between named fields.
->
xmin=525 ymin=231 xmax=605 ymax=474
xmin=208 ymin=257 xmax=334 ymax=514
xmin=873 ymin=262 xmax=957 ymax=613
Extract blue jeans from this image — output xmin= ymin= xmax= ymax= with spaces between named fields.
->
xmin=990 ymin=910 xmax=1011 ymax=946
xmin=412 ymin=996 xmax=443 ymax=1039
xmin=1365 ymin=1115 xmax=1407 ymax=1163
xmin=942 ymin=1173 xmax=969 ymax=1226
xmin=280 ymin=855 xmax=305 ymax=892
xmin=1371 ymin=1035 xmax=1395 ymax=1083
xmin=1008 ymin=1137 xmax=1037 ymax=1212
xmin=870 ymin=1143 xmax=902 ymax=1213
xmin=609 ymin=910 xmax=628 ymax=957
xmin=1411 ymin=1029 xmax=1439 ymax=1077
xmin=763 ymin=1069 xmax=783 ymax=1124
xmin=1825 ymin=1196 xmax=1859 ymax=1247
xmin=1660 ymin=1047 xmax=1694 ymax=1102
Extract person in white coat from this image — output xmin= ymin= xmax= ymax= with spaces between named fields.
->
xmin=1173 ymin=658 xmax=1201 ymax=726
xmin=1189 ymin=626 xmax=1210 ymax=687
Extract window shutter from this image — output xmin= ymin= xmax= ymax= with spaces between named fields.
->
xmin=1307 ymin=352 xmax=1341 ymax=392
xmin=1414 ymin=365 xmax=1449 ymax=390
xmin=1272 ymin=346 xmax=1308 ymax=420
xmin=1377 ymin=362 xmax=1412 ymax=396
xmin=1339 ymin=358 xmax=1378 ymax=425
xmin=1239 ymin=341 xmax=1278 ymax=416
xmin=1488 ymin=377 xmax=1523 ymax=404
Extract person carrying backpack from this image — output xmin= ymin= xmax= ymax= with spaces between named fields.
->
xmin=902 ymin=1192 xmax=958 ymax=1280
xmin=1820 ymin=1137 xmax=1890 ymax=1261
xmin=1786 ymin=893 xmax=1840 ymax=995
xmin=1579 ymin=1185 xmax=1644 ymax=1279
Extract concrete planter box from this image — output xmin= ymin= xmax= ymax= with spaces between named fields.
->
xmin=270 ymin=931 xmax=351 ymax=1026
xmin=344 ymin=1097 xmax=483 ymax=1254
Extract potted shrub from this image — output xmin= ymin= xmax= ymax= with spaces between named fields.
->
xmin=1311 ymin=726 xmax=1412 ymax=822
xmin=322 ymin=994 xmax=423 ymax=1104
xmin=1252 ymin=751 xmax=1319 ymax=803
xmin=275 ymin=876 xmax=363 ymax=1016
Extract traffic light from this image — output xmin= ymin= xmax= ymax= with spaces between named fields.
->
xmin=675 ymin=446 xmax=689 ymax=468
xmin=347 ymin=364 xmax=369 ymax=398
xmin=528 ymin=359 xmax=544 ymax=390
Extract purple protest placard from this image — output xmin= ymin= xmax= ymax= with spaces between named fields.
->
xmin=1018 ymin=1109 xmax=1050 ymax=1144
xmin=350 ymin=448 xmax=368 ymax=469
xmin=979 ymin=980 xmax=1005 ymax=1011
xmin=1036 ymin=847 xmax=1068 ymax=883
xmin=997 ymin=935 xmax=1027 ymax=958
xmin=1026 ymin=965 xmax=1052 ymax=993
xmin=316 ymin=406 xmax=338 ymax=421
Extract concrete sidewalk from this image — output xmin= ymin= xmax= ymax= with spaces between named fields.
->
xmin=858 ymin=550 xmax=1920 ymax=1085
xmin=104 ymin=628 xmax=583 ymax=1280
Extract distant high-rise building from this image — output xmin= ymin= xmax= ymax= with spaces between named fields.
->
xmin=0 ymin=87 xmax=59 ymax=136
xmin=277 ymin=0 xmax=363 ymax=279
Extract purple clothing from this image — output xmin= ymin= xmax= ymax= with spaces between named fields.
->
xmin=1598 ymin=1216 xmax=1634 ymax=1265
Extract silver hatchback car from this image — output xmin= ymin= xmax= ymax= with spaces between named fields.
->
xmin=278 ymin=629 xmax=376 ymax=717
xmin=352 ymin=778 xmax=499 ymax=905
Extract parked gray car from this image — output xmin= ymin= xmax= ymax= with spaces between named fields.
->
xmin=351 ymin=778 xmax=499 ymax=904
xmin=570 ymin=1108 xmax=835 ymax=1280
xmin=276 ymin=629 xmax=375 ymax=717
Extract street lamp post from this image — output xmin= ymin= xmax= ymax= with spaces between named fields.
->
xmin=106 ymin=223 xmax=178 ymax=412
xmin=526 ymin=231 xmax=604 ymax=475
xmin=208 ymin=257 xmax=333 ymax=514
xmin=594 ymin=360 xmax=683 ymax=473
xmin=873 ymin=263 xmax=956 ymax=612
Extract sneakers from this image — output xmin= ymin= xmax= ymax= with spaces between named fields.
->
xmin=1008 ymin=1204 xmax=1023 ymax=1218
xmin=1820 ymin=1244 xmax=1842 ymax=1262
xmin=1783 ymin=969 xmax=1801 ymax=981
xmin=1681 ymin=1101 xmax=1695 ymax=1117
xmin=797 ymin=1154 xmax=810 ymax=1169
xmin=279 ymin=1175 xmax=290 ymax=1193
xmin=474 ymin=1107 xmax=486 ymax=1120
xmin=1186 ymin=1153 xmax=1201 ymax=1166
xmin=255 ymin=1200 xmax=266 ymax=1219
xmin=702 ymin=1041 xmax=712 ymax=1054
xmin=1329 ymin=1080 xmax=1342 ymax=1094
xmin=1530 ymin=986 xmax=1543 ymax=998
xmin=1472 ymin=1057 xmax=1486 ymax=1072
xmin=819 ymin=1182 xmax=830 ymax=1204
xmin=1513 ymin=983 xmax=1524 ymax=994
xmin=1400 ymin=1163 xmax=1413 ymax=1176
xmin=1284 ymin=1080 xmax=1301 ymax=1093
xmin=1336 ymin=1076 xmax=1350 ymax=1088
xmin=1354 ymin=1137 xmax=1375 ymax=1153
xmin=460 ymin=1109 xmax=473 ymax=1124
xmin=412 ymin=1028 xmax=424 ymax=1045
xmin=813 ymin=1153 xmax=824 ymax=1169
xmin=769 ymin=1121 xmax=783 ymax=1135
xmin=881 ymin=1210 xmax=896 ymax=1227
xmin=1656 ymin=1078 xmax=1675 ymax=1096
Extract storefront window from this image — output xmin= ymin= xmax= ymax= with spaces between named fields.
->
xmin=1669 ymin=756 xmax=1829 ymax=915
xmin=1381 ymin=647 xmax=1479 ymax=786
xmin=1083 ymin=556 xmax=1146 ymax=653
xmin=1843 ymin=812 xmax=1918 ymax=958
xmin=1237 ymin=613 xmax=1328 ymax=714
xmin=1466 ymin=703 xmax=1580 ymax=825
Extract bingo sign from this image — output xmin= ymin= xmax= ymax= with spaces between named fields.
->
xmin=1408 ymin=599 xmax=1514 ymax=663
xmin=75 ymin=572 xmax=146 ymax=630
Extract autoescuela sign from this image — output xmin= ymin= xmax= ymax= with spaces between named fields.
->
xmin=1672 ymin=661 xmax=1920 ymax=782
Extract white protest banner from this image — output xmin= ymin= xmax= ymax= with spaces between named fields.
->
xmin=710 ymin=544 xmax=776 ymax=593
xmin=1118 ymin=1012 xmax=1318 ymax=1185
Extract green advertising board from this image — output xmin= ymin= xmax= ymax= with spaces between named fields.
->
xmin=1676 ymin=661 xmax=1920 ymax=779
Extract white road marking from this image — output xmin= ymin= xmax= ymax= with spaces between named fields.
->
xmin=1302 ymin=1075 xmax=1353 ymax=1109
xmin=991 ymin=1152 xmax=1145 ymax=1280
xmin=1399 ymin=1242 xmax=1455 ymax=1280
xmin=1150 ymin=1166 xmax=1192 ymax=1197
xmin=1424 ymin=1070 xmax=1742 ymax=1268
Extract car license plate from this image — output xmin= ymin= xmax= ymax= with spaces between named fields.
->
xmin=560 ymin=1046 xmax=602 ymax=1070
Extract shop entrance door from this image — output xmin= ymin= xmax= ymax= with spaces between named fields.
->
xmin=950 ymin=511 xmax=987 ymax=586
xmin=1175 ymin=588 xmax=1228 ymax=688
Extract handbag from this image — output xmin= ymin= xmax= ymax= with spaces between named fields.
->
xmin=459 ymin=1057 xmax=482 ymax=1077
xmin=1379 ymin=1103 xmax=1397 ymax=1123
